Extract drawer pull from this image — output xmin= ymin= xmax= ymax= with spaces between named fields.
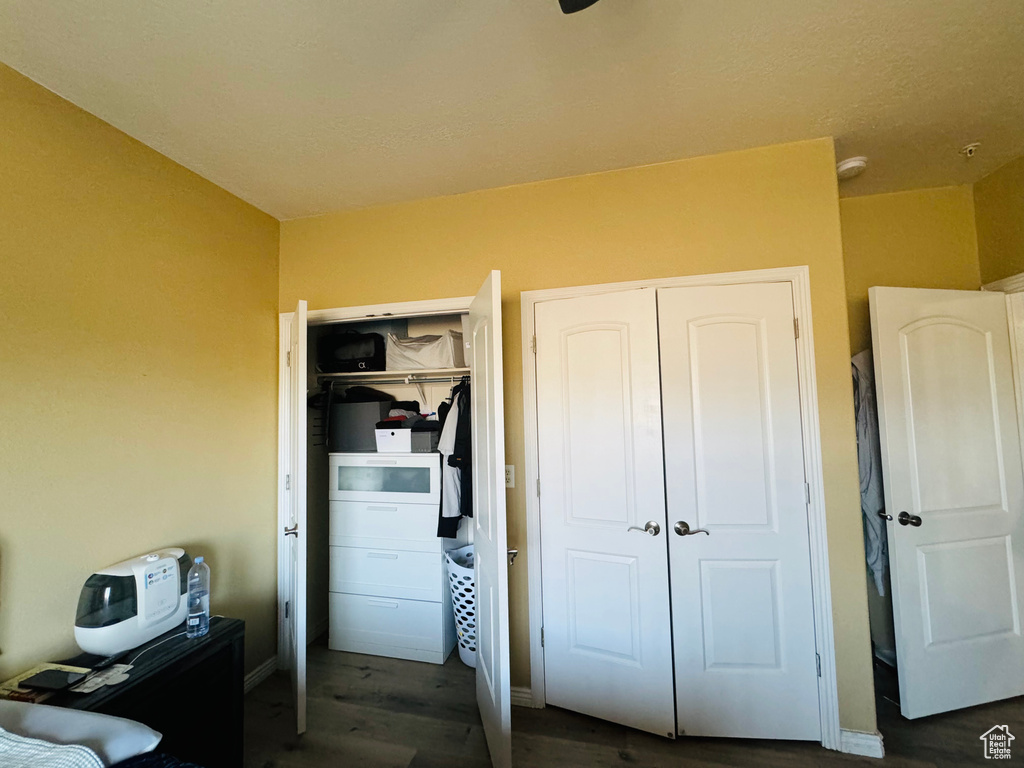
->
xmin=367 ymin=599 xmax=399 ymax=609
xmin=366 ymin=505 xmax=399 ymax=512
xmin=367 ymin=552 xmax=399 ymax=560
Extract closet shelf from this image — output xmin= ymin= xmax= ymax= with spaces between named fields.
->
xmin=317 ymin=367 xmax=470 ymax=385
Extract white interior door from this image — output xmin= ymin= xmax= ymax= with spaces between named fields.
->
xmin=870 ymin=286 xmax=1024 ymax=719
xmin=658 ymin=282 xmax=820 ymax=740
xmin=469 ymin=271 xmax=511 ymax=768
xmin=278 ymin=300 xmax=308 ymax=734
xmin=536 ymin=288 xmax=676 ymax=738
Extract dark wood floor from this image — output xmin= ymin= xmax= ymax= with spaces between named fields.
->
xmin=244 ymin=645 xmax=1023 ymax=767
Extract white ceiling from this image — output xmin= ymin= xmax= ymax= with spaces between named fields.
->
xmin=2 ymin=1 xmax=1022 ymax=219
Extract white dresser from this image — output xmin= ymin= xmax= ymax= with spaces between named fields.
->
xmin=327 ymin=452 xmax=458 ymax=664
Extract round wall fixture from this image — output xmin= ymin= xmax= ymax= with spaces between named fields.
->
xmin=836 ymin=156 xmax=868 ymax=180
xmin=960 ymin=142 xmax=981 ymax=158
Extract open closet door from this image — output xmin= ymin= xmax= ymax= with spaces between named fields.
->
xmin=279 ymin=300 xmax=308 ymax=734
xmin=870 ymin=287 xmax=1024 ymax=719
xmin=469 ymin=271 xmax=512 ymax=768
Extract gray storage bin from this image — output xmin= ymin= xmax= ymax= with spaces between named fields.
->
xmin=328 ymin=401 xmax=391 ymax=452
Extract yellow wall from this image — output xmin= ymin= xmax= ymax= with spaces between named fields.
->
xmin=0 ymin=64 xmax=281 ymax=677
xmin=975 ymin=155 xmax=1024 ymax=285
xmin=840 ymin=186 xmax=981 ymax=355
xmin=280 ymin=138 xmax=878 ymax=733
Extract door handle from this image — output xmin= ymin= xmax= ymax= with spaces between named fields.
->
xmin=877 ymin=511 xmax=893 ymax=521
xmin=897 ymin=511 xmax=922 ymax=527
xmin=627 ymin=521 xmax=661 ymax=536
xmin=507 ymin=548 xmax=519 ymax=566
xmin=284 ymin=524 xmax=298 ymax=537
xmin=674 ymin=521 xmax=710 ymax=536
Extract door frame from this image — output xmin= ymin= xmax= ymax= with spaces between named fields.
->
xmin=520 ymin=265 xmax=842 ymax=751
xmin=983 ymin=273 xmax=1024 ymax=487
xmin=982 ymin=273 xmax=1024 ymax=294
xmin=277 ymin=293 xmax=473 ymax=672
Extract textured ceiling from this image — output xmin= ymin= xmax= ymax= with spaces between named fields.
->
xmin=1 ymin=1 xmax=1022 ymax=219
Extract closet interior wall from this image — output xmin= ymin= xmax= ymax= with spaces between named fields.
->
xmin=305 ymin=313 xmax=471 ymax=643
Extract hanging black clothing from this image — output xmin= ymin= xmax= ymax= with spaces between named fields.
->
xmin=449 ymin=378 xmax=473 ymax=519
xmin=436 ymin=377 xmax=472 ymax=538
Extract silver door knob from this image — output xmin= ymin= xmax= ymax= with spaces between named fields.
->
xmin=507 ymin=548 xmax=519 ymax=566
xmin=627 ymin=521 xmax=661 ymax=536
xmin=674 ymin=521 xmax=709 ymax=536
xmin=877 ymin=511 xmax=893 ymax=521
xmin=284 ymin=524 xmax=298 ymax=537
xmin=897 ymin=511 xmax=922 ymax=527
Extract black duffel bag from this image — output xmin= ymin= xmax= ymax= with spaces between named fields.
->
xmin=318 ymin=330 xmax=386 ymax=372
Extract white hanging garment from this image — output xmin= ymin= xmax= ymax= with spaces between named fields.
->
xmin=438 ymin=391 xmax=462 ymax=519
xmin=853 ymin=349 xmax=889 ymax=595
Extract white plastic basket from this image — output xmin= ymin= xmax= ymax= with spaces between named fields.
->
xmin=445 ymin=544 xmax=476 ymax=668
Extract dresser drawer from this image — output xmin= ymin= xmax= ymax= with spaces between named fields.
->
xmin=329 ymin=453 xmax=440 ymax=504
xmin=329 ymin=592 xmax=445 ymax=654
xmin=329 ymin=545 xmax=443 ymax=602
xmin=329 ymin=501 xmax=441 ymax=553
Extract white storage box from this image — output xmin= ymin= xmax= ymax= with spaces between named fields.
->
xmin=375 ymin=428 xmax=438 ymax=453
xmin=375 ymin=428 xmax=411 ymax=453
xmin=386 ymin=331 xmax=465 ymax=370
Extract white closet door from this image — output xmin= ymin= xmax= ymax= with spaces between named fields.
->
xmin=470 ymin=270 xmax=512 ymax=768
xmin=870 ymin=287 xmax=1024 ymax=719
xmin=536 ymin=288 xmax=676 ymax=738
xmin=279 ymin=300 xmax=308 ymax=734
xmin=659 ymin=283 xmax=820 ymax=740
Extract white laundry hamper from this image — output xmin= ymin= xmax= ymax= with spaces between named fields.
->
xmin=445 ymin=545 xmax=476 ymax=668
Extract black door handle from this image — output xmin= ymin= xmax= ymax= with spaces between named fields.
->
xmin=897 ymin=511 xmax=922 ymax=527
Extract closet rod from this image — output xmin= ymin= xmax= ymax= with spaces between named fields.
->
xmin=317 ymin=374 xmax=470 ymax=386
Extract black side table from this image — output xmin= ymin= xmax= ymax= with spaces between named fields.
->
xmin=53 ymin=617 xmax=244 ymax=768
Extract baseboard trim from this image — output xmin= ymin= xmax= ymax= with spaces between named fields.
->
xmin=244 ymin=656 xmax=278 ymax=694
xmin=840 ymin=729 xmax=885 ymax=758
xmin=511 ymin=686 xmax=541 ymax=709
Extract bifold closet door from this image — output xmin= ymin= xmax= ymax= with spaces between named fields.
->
xmin=536 ymin=288 xmax=676 ymax=738
xmin=658 ymin=283 xmax=821 ymax=740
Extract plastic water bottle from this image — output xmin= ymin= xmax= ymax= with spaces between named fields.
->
xmin=186 ymin=556 xmax=210 ymax=639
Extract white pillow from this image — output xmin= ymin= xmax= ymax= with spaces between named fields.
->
xmin=0 ymin=700 xmax=161 ymax=766
xmin=0 ymin=725 xmax=105 ymax=768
